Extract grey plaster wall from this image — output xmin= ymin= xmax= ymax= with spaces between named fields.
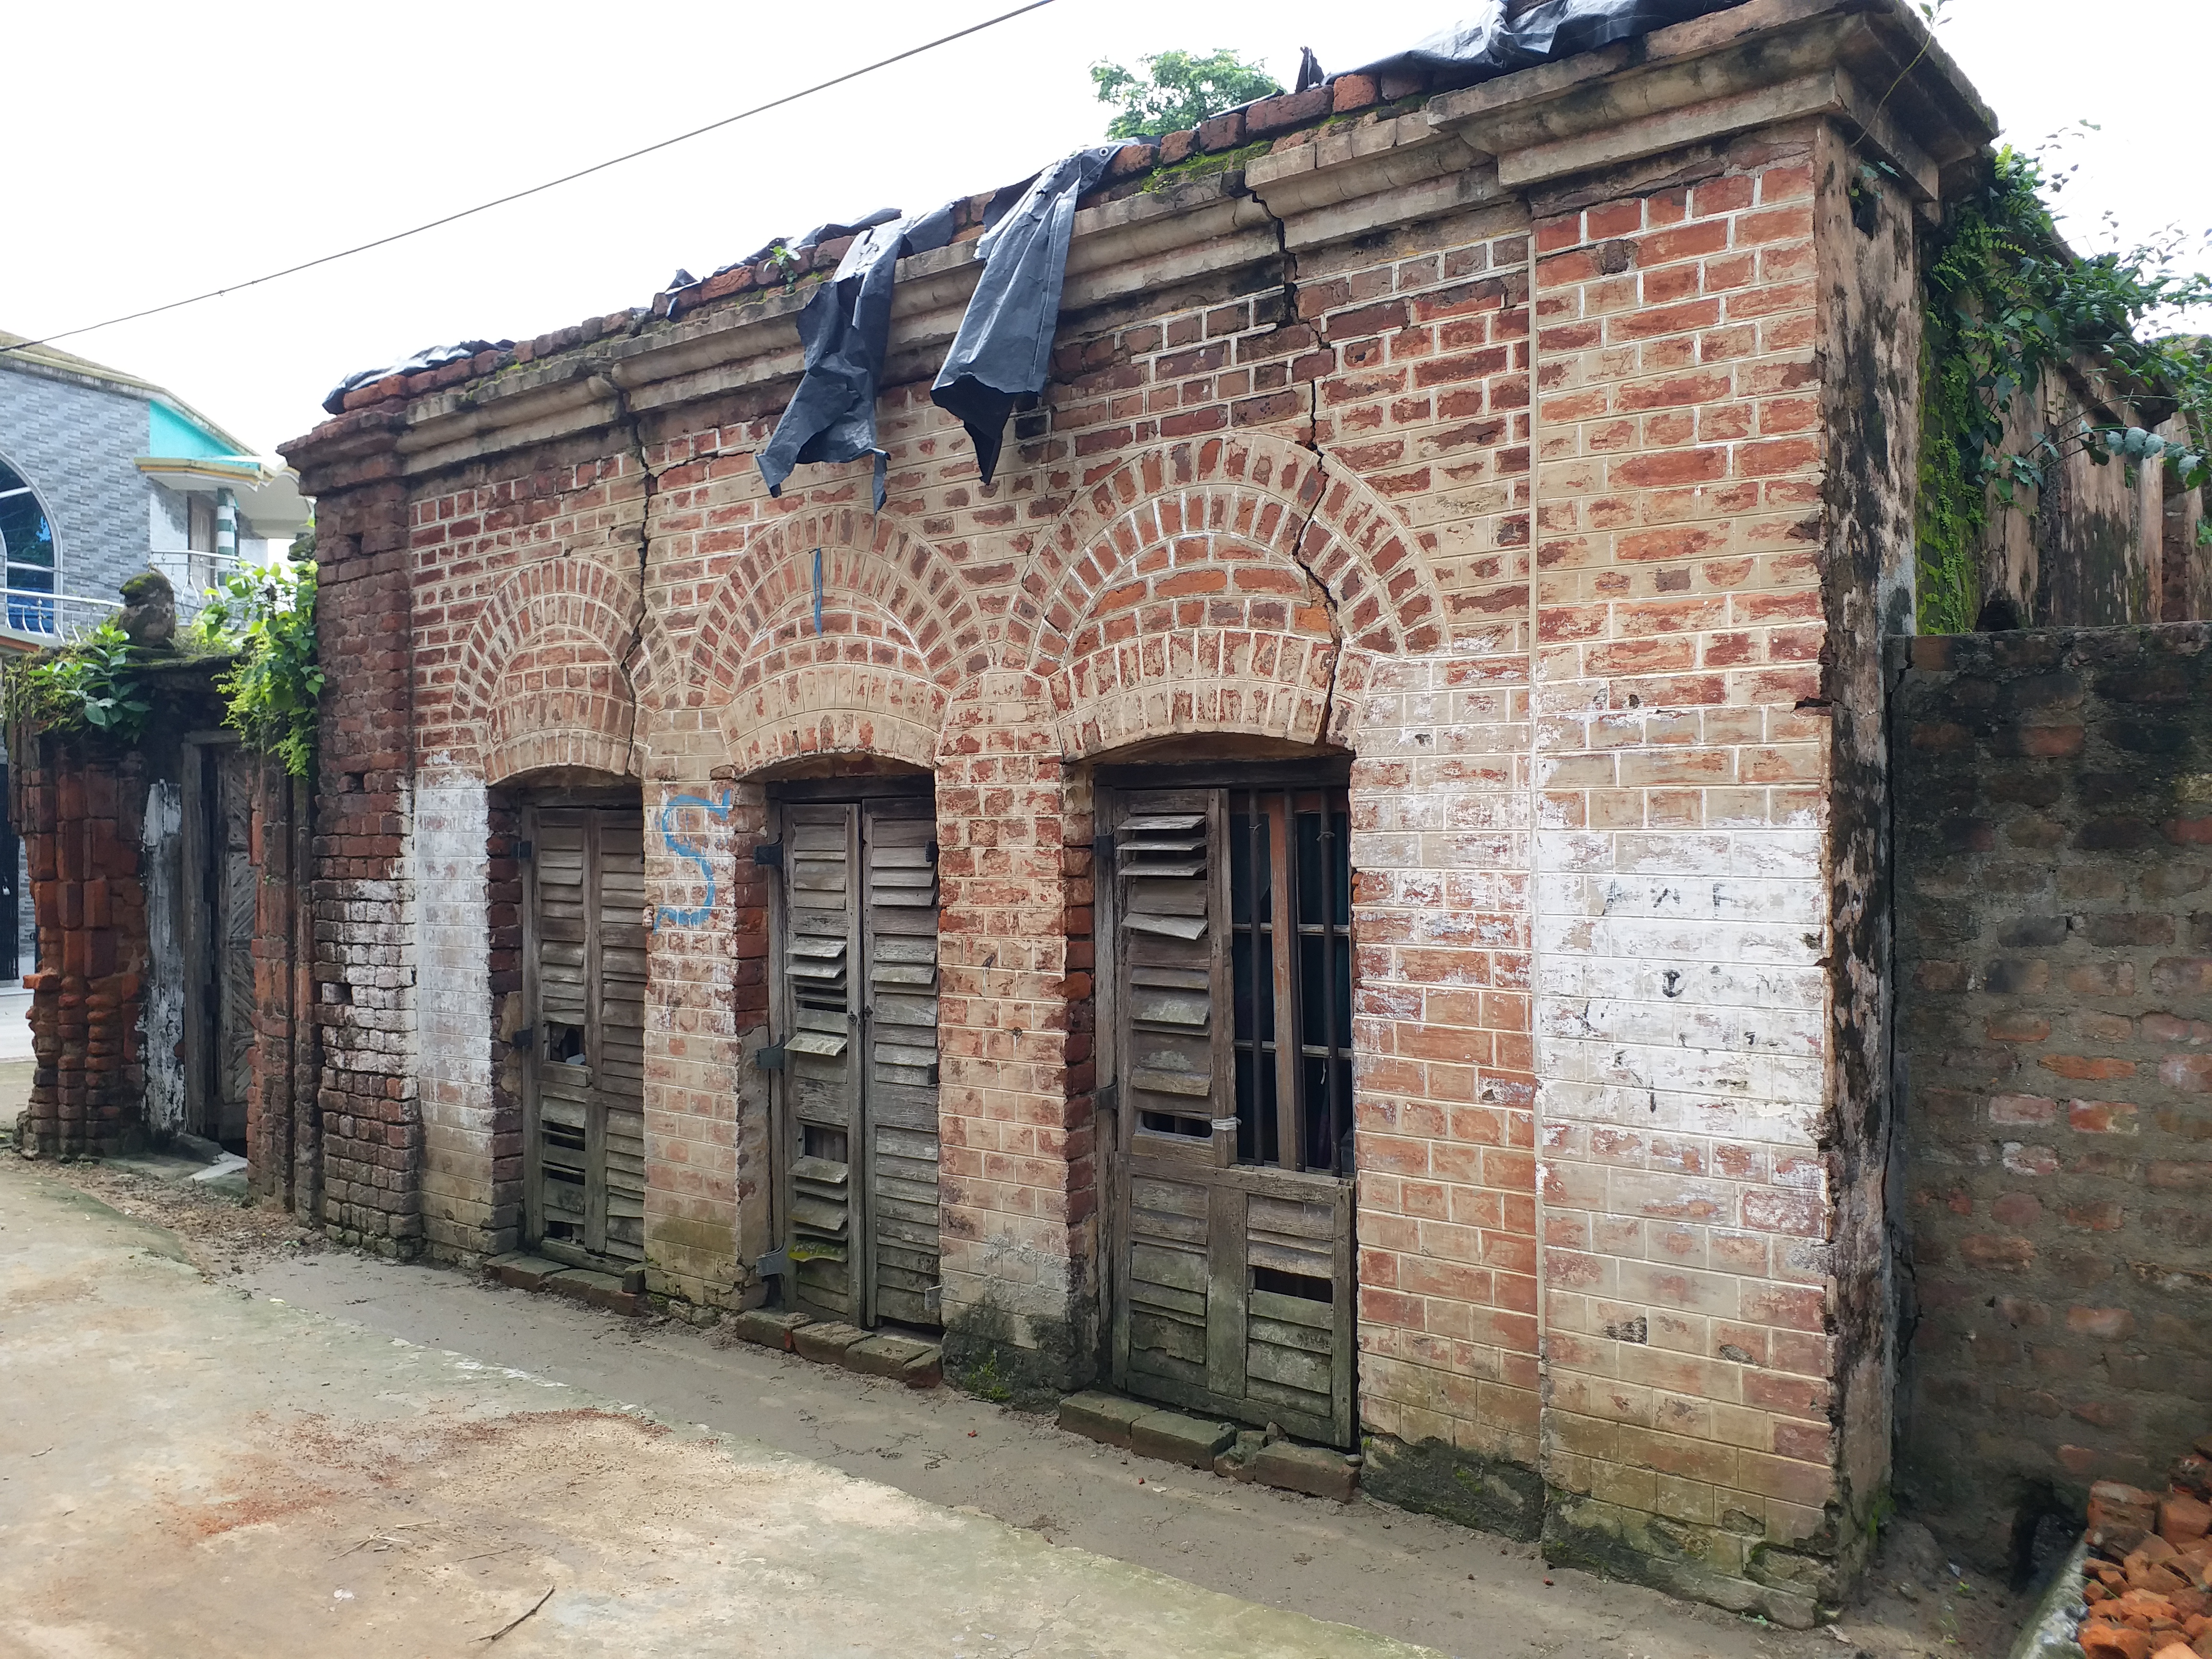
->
xmin=0 ymin=366 xmax=152 ymax=608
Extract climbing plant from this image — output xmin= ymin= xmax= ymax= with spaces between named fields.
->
xmin=1090 ymin=49 xmax=1281 ymax=140
xmin=193 ymin=557 xmax=324 ymax=778
xmin=2 ymin=620 xmax=154 ymax=741
xmin=1917 ymin=146 xmax=2212 ymax=632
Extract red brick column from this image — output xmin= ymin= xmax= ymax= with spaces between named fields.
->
xmin=286 ymin=408 xmax=425 ymax=1255
xmin=11 ymin=736 xmax=148 ymax=1155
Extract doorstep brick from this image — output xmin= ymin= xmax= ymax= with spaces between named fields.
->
xmin=844 ymin=1333 xmax=938 ymax=1380
xmin=1250 ymin=1440 xmax=1360 ymax=1503
xmin=1129 ymin=1408 xmax=1238 ymax=1469
xmin=485 ymin=1253 xmax=567 ymax=1292
xmin=728 ymin=1309 xmax=811 ymax=1351
xmin=791 ymin=1321 xmax=870 ymax=1365
xmin=547 ymin=1268 xmax=644 ymax=1315
xmin=1058 ymin=1390 xmax=1154 ymax=1449
xmin=900 ymin=1349 xmax=942 ymax=1390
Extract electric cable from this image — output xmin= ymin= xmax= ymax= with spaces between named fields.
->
xmin=1 ymin=0 xmax=1058 ymax=357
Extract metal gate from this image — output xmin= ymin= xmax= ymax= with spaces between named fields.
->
xmin=764 ymin=791 xmax=942 ymax=1328
xmin=522 ymin=803 xmax=649 ymax=1267
xmin=1101 ymin=777 xmax=1358 ymax=1447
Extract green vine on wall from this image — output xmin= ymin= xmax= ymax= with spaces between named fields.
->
xmin=2 ymin=620 xmax=154 ymax=742
xmin=1916 ymin=147 xmax=2212 ymax=632
xmin=192 ymin=557 xmax=324 ymax=778
xmin=2 ymin=554 xmax=322 ymax=776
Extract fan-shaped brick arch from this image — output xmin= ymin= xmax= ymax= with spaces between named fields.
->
xmin=452 ymin=558 xmax=641 ymax=784
xmin=672 ymin=510 xmax=983 ymax=720
xmin=717 ymin=596 xmax=948 ymax=774
xmin=1008 ymin=432 xmax=1446 ymax=676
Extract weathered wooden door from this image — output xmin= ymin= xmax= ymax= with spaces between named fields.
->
xmin=523 ymin=805 xmax=649 ymax=1267
xmin=215 ymin=746 xmax=256 ymax=1139
xmin=181 ymin=737 xmax=256 ymax=1147
xmin=1104 ymin=782 xmax=1358 ymax=1447
xmin=769 ymin=795 xmax=942 ymax=1328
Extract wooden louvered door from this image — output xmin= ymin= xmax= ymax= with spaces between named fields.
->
xmin=777 ymin=803 xmax=865 ymax=1322
xmin=770 ymin=794 xmax=942 ymax=1329
xmin=859 ymin=799 xmax=944 ymax=1326
xmin=524 ymin=804 xmax=649 ymax=1268
xmin=1105 ymin=783 xmax=1357 ymax=1448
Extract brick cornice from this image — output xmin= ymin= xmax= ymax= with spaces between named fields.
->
xmin=1426 ymin=0 xmax=1996 ymax=202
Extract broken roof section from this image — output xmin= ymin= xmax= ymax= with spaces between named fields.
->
xmin=309 ymin=0 xmax=1996 ymax=474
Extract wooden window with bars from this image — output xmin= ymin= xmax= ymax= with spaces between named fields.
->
xmin=1102 ymin=766 xmax=1358 ymax=1446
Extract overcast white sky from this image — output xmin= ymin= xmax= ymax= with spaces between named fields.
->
xmin=10 ymin=0 xmax=2209 ymax=455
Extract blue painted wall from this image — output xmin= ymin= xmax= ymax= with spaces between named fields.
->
xmin=147 ymin=399 xmax=238 ymax=461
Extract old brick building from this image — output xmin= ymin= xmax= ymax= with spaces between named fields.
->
xmin=246 ymin=0 xmax=2206 ymax=1625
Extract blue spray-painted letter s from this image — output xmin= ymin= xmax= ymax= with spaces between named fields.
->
xmin=655 ymin=790 xmax=735 ymax=928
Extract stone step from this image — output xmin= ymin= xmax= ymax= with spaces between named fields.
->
xmin=728 ymin=1308 xmax=941 ymax=1389
xmin=1057 ymin=1388 xmax=1360 ymax=1502
xmin=483 ymin=1253 xmax=646 ymax=1315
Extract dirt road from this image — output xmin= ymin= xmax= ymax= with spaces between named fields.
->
xmin=0 ymin=1154 xmax=2023 ymax=1657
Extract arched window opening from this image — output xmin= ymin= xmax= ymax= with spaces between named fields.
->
xmin=0 ymin=459 xmax=59 ymax=633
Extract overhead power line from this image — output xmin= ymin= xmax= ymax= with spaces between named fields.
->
xmin=2 ymin=0 xmax=1059 ymax=358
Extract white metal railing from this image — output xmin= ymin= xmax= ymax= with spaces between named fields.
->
xmin=1 ymin=589 xmax=124 ymax=641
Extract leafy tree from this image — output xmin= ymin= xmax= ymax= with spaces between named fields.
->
xmin=1090 ymin=49 xmax=1281 ymax=140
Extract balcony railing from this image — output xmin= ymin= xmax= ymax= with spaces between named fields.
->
xmin=1 ymin=589 xmax=126 ymax=642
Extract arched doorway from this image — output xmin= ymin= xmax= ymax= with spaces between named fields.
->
xmin=517 ymin=773 xmax=648 ymax=1272
xmin=1094 ymin=741 xmax=1359 ymax=1448
xmin=758 ymin=764 xmax=943 ymax=1332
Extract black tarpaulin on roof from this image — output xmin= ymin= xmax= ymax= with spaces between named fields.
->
xmin=756 ymin=204 xmax=957 ymax=509
xmin=322 ymin=341 xmax=506 ymax=415
xmin=929 ymin=144 xmax=1122 ymax=488
xmin=1354 ymin=0 xmax=1742 ymax=82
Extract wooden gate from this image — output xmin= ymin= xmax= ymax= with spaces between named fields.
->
xmin=768 ymin=793 xmax=942 ymax=1328
xmin=1102 ymin=779 xmax=1358 ymax=1448
xmin=522 ymin=804 xmax=648 ymax=1267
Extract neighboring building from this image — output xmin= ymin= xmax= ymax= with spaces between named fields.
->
xmin=0 ymin=336 xmax=312 ymax=988
xmin=0 ymin=331 xmax=311 ymax=638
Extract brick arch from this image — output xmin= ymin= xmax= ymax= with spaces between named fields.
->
xmin=716 ymin=587 xmax=948 ymax=775
xmin=1008 ymin=432 xmax=1446 ymax=676
xmin=1052 ymin=623 xmax=1350 ymax=760
xmin=453 ymin=557 xmax=642 ymax=784
xmin=670 ymin=510 xmax=984 ymax=722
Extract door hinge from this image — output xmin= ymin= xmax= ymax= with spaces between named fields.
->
xmin=1092 ymin=832 xmax=1113 ymax=865
xmin=1098 ymin=1079 xmax=1118 ymax=1116
xmin=510 ymin=1026 xmax=534 ymax=1052
xmin=926 ymin=840 xmax=940 ymax=865
xmin=755 ymin=1248 xmax=792 ymax=1280
xmin=753 ymin=841 xmax=784 ymax=868
xmin=517 ymin=838 xmax=533 ymax=862
xmin=755 ymin=1041 xmax=788 ymax=1073
xmin=924 ymin=1284 xmax=942 ymax=1313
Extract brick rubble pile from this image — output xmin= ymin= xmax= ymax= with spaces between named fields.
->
xmin=2075 ymin=1438 xmax=2212 ymax=1659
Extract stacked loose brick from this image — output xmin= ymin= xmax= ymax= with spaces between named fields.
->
xmin=276 ymin=0 xmax=2013 ymax=1623
xmin=1895 ymin=625 xmax=2212 ymax=1569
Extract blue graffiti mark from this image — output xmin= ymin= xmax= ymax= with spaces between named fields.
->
xmin=655 ymin=788 xmax=735 ymax=928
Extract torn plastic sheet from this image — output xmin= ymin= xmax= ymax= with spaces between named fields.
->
xmin=322 ymin=340 xmax=508 ymax=414
xmin=930 ymin=144 xmax=1122 ymax=487
xmin=1354 ymin=0 xmax=1743 ymax=84
xmin=757 ymin=203 xmax=957 ymax=510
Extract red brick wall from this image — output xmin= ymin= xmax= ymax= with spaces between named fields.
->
xmin=1895 ymin=624 xmax=2212 ymax=1571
